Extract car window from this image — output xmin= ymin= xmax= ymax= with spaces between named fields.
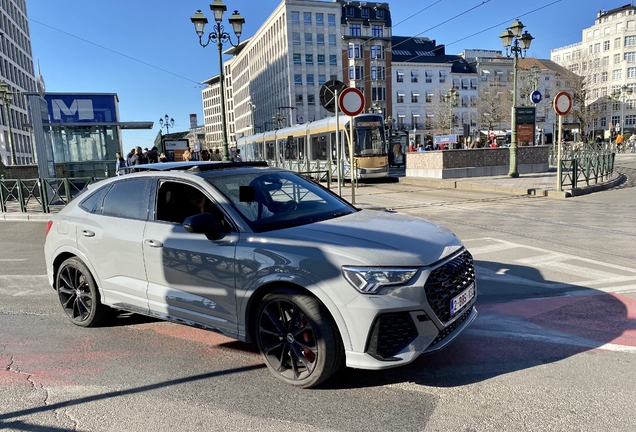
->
xmin=101 ymin=178 xmax=152 ymax=220
xmin=155 ymin=180 xmax=227 ymax=226
xmin=79 ymin=184 xmax=111 ymax=214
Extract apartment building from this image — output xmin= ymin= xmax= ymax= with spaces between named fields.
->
xmin=0 ymin=0 xmax=37 ymax=166
xmin=551 ymin=4 xmax=636 ymax=137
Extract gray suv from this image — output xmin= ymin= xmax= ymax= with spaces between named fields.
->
xmin=44 ymin=161 xmax=477 ymax=388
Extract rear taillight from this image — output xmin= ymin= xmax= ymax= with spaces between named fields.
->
xmin=45 ymin=220 xmax=53 ymax=236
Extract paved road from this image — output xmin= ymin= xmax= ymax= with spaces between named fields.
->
xmin=1 ymin=154 xmax=635 ymax=431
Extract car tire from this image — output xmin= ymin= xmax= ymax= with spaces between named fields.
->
xmin=56 ymin=257 xmax=107 ymax=327
xmin=256 ymin=287 xmax=344 ymax=388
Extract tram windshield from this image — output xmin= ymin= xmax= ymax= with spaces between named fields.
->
xmin=352 ymin=116 xmax=386 ymax=157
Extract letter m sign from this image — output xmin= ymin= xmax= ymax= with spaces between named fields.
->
xmin=51 ymin=99 xmax=95 ymax=121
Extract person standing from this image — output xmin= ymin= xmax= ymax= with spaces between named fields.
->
xmin=130 ymin=146 xmax=148 ymax=165
xmin=234 ymin=149 xmax=243 ymax=162
xmin=212 ymin=149 xmax=222 ymax=161
xmin=409 ymin=141 xmax=415 ymax=152
xmin=182 ymin=147 xmax=192 ymax=161
xmin=115 ymin=152 xmax=126 ymax=175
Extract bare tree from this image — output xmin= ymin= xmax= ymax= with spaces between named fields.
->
xmin=475 ymin=88 xmax=512 ymax=134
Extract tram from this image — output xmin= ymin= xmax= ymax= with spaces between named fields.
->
xmin=236 ymin=113 xmax=389 ymax=179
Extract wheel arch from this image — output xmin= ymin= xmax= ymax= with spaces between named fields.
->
xmin=50 ymin=247 xmax=104 ymax=299
xmin=243 ymin=280 xmax=352 ymax=352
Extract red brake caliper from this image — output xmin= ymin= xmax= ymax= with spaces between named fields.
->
xmin=299 ymin=317 xmax=316 ymax=363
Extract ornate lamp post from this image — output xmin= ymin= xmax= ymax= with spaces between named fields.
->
xmin=500 ymin=19 xmax=533 ymax=177
xmin=159 ymin=114 xmax=174 ymax=135
xmin=443 ymin=87 xmax=459 ymax=135
xmin=191 ymin=1 xmax=245 ymax=162
xmin=610 ymin=84 xmax=633 ymax=141
xmin=0 ymin=81 xmax=16 ymax=165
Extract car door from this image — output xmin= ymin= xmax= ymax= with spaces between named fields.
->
xmin=76 ymin=178 xmax=152 ymax=314
xmin=142 ymin=179 xmax=240 ymax=338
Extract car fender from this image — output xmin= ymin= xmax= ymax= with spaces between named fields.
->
xmin=50 ymin=244 xmax=107 ymax=301
xmin=239 ymin=272 xmax=354 ymax=352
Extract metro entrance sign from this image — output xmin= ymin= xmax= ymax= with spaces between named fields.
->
xmin=339 ymin=88 xmax=364 ymax=117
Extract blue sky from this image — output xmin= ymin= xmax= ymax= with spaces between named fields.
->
xmin=28 ymin=0 xmax=603 ymax=154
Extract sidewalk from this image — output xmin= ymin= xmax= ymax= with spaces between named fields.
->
xmin=398 ymin=168 xmax=623 ymax=199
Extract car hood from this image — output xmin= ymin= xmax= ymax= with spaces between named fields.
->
xmin=267 ymin=210 xmax=463 ymax=267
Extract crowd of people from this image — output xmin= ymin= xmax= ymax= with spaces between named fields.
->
xmin=115 ymin=146 xmax=242 ymax=175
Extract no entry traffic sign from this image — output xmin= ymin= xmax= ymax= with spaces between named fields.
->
xmin=554 ymin=91 xmax=572 ymax=116
xmin=339 ymin=88 xmax=364 ymax=117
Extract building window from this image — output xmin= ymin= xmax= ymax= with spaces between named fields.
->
xmin=305 ymin=33 xmax=312 ymax=44
xmin=317 ymin=34 xmax=324 ymax=45
xmin=346 ymin=6 xmax=355 ymax=16
xmin=396 ymin=70 xmax=404 ymax=82
xmin=411 ymin=70 xmax=418 ymax=83
xmin=625 ymin=52 xmax=636 ymax=63
xmin=613 ymin=69 xmax=622 ymax=80
xmin=411 ymin=91 xmax=419 ymax=103
xmin=304 ymin=12 xmax=311 ymax=24
xmin=361 ymin=7 xmax=369 ymax=17
xmin=604 ymin=40 xmax=610 ymax=51
xmin=426 ymin=92 xmax=433 ymax=103
xmin=306 ymin=54 xmax=313 ymax=64
xmin=294 ymin=74 xmax=302 ymax=85
xmin=329 ymin=34 xmax=336 ymax=46
xmin=295 ymin=94 xmax=303 ymax=104
xmin=318 ymin=54 xmax=325 ymax=65
xmin=349 ymin=43 xmax=360 ymax=58
xmin=350 ymin=24 xmax=361 ymax=36
xmin=329 ymin=54 xmax=337 ymax=65
xmin=614 ymin=53 xmax=621 ymax=64
xmin=372 ymin=25 xmax=383 ymax=37
xmin=594 ymin=43 xmax=600 ymax=53
xmin=438 ymin=70 xmax=446 ymax=83
xmin=612 ymin=115 xmax=620 ymax=126
xmin=308 ymin=94 xmax=315 ymax=105
xmin=370 ymin=45 xmax=383 ymax=59
xmin=292 ymin=32 xmax=300 ymax=45
xmin=626 ymin=35 xmax=636 ymax=46
xmin=372 ymin=87 xmax=386 ymax=101
xmin=626 ymin=114 xmax=636 ymax=125
xmin=307 ymin=74 xmax=314 ymax=85
xmin=600 ymin=117 xmax=607 ymax=127
xmin=355 ymin=66 xmax=363 ymax=79
xmin=328 ymin=14 xmax=336 ymax=26
xmin=318 ymin=74 xmax=326 ymax=86
xmin=602 ymin=71 xmax=608 ymax=82
xmin=291 ymin=11 xmax=299 ymax=24
xmin=376 ymin=8 xmax=384 ymax=18
xmin=396 ymin=92 xmax=404 ymax=103
xmin=615 ymin=38 xmax=621 ymax=49
xmin=293 ymin=53 xmax=301 ymax=64
xmin=603 ymin=56 xmax=609 ymax=66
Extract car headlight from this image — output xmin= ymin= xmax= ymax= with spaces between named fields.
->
xmin=341 ymin=267 xmax=418 ymax=294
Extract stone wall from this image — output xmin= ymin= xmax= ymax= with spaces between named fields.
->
xmin=406 ymin=146 xmax=550 ymax=179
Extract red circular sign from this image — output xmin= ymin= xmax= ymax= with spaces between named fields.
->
xmin=554 ymin=91 xmax=573 ymax=116
xmin=339 ymin=88 xmax=365 ymax=116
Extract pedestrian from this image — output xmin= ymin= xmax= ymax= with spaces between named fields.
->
xmin=147 ymin=146 xmax=159 ymax=164
xmin=115 ymin=152 xmax=126 ymax=175
xmin=201 ymin=149 xmax=210 ymax=161
xmin=212 ymin=149 xmax=222 ymax=161
xmin=234 ymin=148 xmax=243 ymax=162
xmin=126 ymin=149 xmax=135 ymax=166
xmin=130 ymin=146 xmax=148 ymax=165
xmin=159 ymin=152 xmax=168 ymax=162
xmin=182 ymin=147 xmax=192 ymax=162
xmin=409 ymin=141 xmax=415 ymax=152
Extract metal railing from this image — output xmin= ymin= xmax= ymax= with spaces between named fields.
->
xmin=550 ymin=143 xmax=616 ymax=189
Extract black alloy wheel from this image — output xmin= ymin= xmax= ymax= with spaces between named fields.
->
xmin=256 ymin=288 xmax=343 ymax=388
xmin=56 ymin=257 xmax=106 ymax=327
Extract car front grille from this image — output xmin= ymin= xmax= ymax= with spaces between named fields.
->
xmin=365 ymin=312 xmax=419 ymax=361
xmin=424 ymin=250 xmax=475 ymax=324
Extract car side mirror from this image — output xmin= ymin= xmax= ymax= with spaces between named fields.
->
xmin=183 ymin=213 xmax=223 ymax=240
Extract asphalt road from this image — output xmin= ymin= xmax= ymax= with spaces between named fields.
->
xmin=1 ymin=154 xmax=635 ymax=432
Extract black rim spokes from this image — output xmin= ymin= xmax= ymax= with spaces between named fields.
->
xmin=58 ymin=266 xmax=92 ymax=322
xmin=259 ymin=299 xmax=318 ymax=380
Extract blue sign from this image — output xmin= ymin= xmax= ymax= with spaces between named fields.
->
xmin=531 ymin=91 xmax=542 ymax=104
xmin=433 ymin=134 xmax=458 ymax=144
xmin=44 ymin=94 xmax=118 ymax=123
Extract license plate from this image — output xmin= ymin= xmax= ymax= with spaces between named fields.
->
xmin=450 ymin=283 xmax=475 ymax=315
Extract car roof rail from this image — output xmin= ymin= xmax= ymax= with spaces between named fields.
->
xmin=118 ymin=161 xmax=269 ymax=174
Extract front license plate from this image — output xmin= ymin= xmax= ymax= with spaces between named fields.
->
xmin=450 ymin=283 xmax=475 ymax=315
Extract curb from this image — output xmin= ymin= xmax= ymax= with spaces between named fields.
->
xmin=0 ymin=213 xmax=50 ymax=221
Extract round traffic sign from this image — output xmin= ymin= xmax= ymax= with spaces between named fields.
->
xmin=554 ymin=91 xmax=572 ymax=116
xmin=339 ymin=87 xmax=365 ymax=117
xmin=319 ymin=79 xmax=346 ymax=113
xmin=531 ymin=90 xmax=542 ymax=104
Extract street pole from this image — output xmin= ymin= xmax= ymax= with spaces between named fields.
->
xmin=217 ymin=33 xmax=230 ymax=161
xmin=3 ymin=101 xmax=15 ymax=165
xmin=510 ymin=48 xmax=518 ymax=177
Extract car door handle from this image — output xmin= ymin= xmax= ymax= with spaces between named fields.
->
xmin=81 ymin=230 xmax=95 ymax=237
xmin=144 ymin=239 xmax=164 ymax=248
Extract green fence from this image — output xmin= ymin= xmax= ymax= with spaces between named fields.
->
xmin=550 ymin=143 xmax=616 ymax=189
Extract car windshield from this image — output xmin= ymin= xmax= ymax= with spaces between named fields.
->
xmin=206 ymin=170 xmax=357 ymax=232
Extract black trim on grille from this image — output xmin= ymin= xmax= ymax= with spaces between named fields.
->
xmin=429 ymin=308 xmax=472 ymax=347
xmin=365 ymin=312 xmax=419 ymax=361
xmin=424 ymin=250 xmax=476 ymax=324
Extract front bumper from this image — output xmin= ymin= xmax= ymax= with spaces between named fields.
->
xmin=341 ymin=249 xmax=477 ymax=370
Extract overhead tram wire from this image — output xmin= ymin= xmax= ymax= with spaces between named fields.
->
xmin=29 ymin=18 xmax=204 ymax=88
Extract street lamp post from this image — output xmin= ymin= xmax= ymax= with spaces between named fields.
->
xmin=443 ymin=87 xmax=458 ymax=136
xmin=610 ymin=84 xmax=633 ymax=142
xmin=191 ymin=1 xmax=245 ymax=162
xmin=500 ymin=19 xmax=534 ymax=177
xmin=0 ymin=81 xmax=16 ymax=165
xmin=159 ymin=114 xmax=174 ymax=135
